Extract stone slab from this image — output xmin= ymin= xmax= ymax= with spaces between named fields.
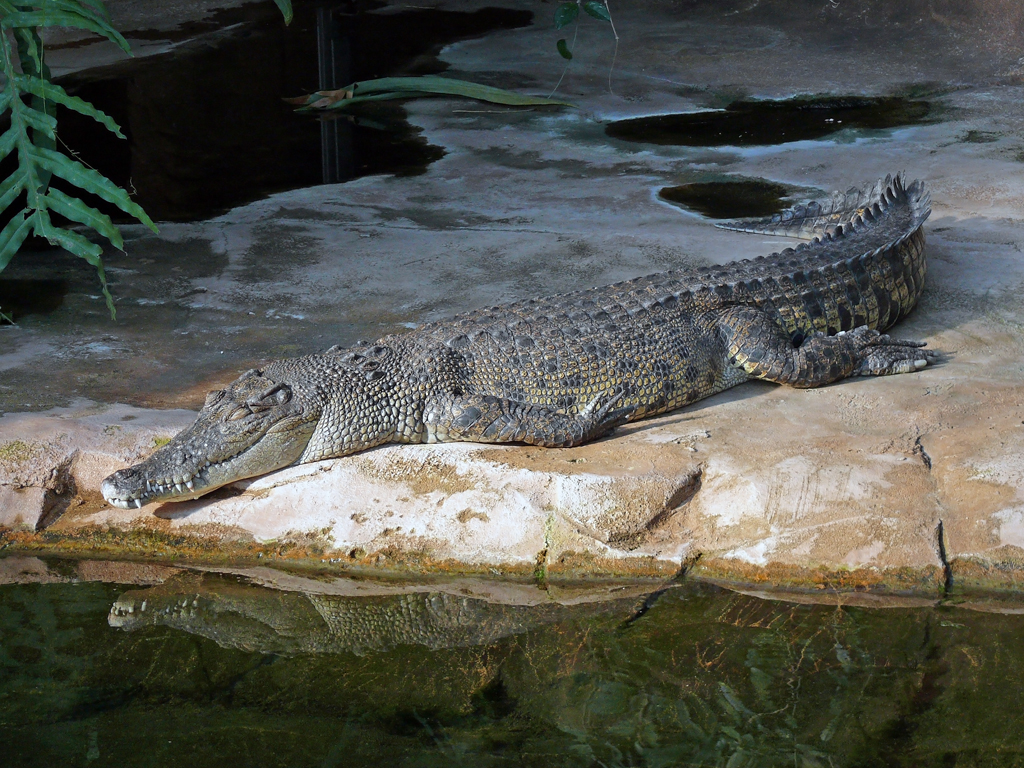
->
xmin=2 ymin=0 xmax=1024 ymax=591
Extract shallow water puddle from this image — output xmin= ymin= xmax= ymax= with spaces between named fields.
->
xmin=3 ymin=559 xmax=1024 ymax=766
xmin=659 ymin=179 xmax=794 ymax=219
xmin=0 ymin=279 xmax=69 ymax=321
xmin=54 ymin=3 xmax=532 ymax=222
xmin=606 ymin=95 xmax=932 ymax=147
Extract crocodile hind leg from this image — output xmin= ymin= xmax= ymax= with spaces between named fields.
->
xmin=424 ymin=391 xmax=635 ymax=448
xmin=714 ymin=306 xmax=937 ymax=389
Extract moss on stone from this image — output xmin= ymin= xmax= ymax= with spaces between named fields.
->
xmin=0 ymin=440 xmax=40 ymax=464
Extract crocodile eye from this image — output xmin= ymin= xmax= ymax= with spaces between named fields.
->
xmin=248 ymin=383 xmax=292 ymax=409
xmin=225 ymin=405 xmax=251 ymax=422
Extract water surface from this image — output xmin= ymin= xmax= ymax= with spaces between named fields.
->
xmin=606 ymin=96 xmax=932 ymax=148
xmin=52 ymin=3 xmax=532 ymax=222
xmin=3 ymin=564 xmax=1023 ymax=766
xmin=659 ymin=179 xmax=794 ymax=220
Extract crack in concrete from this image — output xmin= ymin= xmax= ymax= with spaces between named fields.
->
xmin=914 ymin=435 xmax=932 ymax=470
xmin=533 ymin=514 xmax=553 ymax=590
xmin=936 ymin=520 xmax=954 ymax=596
xmin=620 ymin=553 xmax=701 ymax=628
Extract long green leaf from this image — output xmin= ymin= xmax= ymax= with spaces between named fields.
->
xmin=0 ymin=167 xmax=28 ymax=211
xmin=33 ymin=207 xmax=102 ymax=260
xmin=554 ymin=2 xmax=579 ymax=29
xmin=31 ymin=145 xmax=158 ymax=232
xmin=12 ymin=23 xmax=55 ymax=196
xmin=11 ymin=25 xmax=46 ymax=79
xmin=19 ymin=102 xmax=57 ymax=138
xmin=0 ymin=125 xmax=19 ymax=161
xmin=38 ymin=0 xmax=131 ymax=54
xmin=272 ymin=0 xmax=292 ymax=24
xmin=298 ymin=75 xmax=575 ymax=109
xmin=16 ymin=74 xmax=124 ymax=137
xmin=74 ymin=0 xmax=114 ymax=24
xmin=45 ymin=186 xmax=123 ymax=249
xmin=2 ymin=11 xmax=131 ymax=55
xmin=0 ymin=210 xmax=33 ymax=271
xmin=32 ymin=207 xmax=116 ymax=318
xmin=582 ymin=1 xmax=611 ymax=21
xmin=305 ymin=91 xmax=410 ymax=110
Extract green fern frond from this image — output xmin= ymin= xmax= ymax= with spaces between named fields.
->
xmin=272 ymin=0 xmax=292 ymax=25
xmin=15 ymin=74 xmax=125 ymax=136
xmin=0 ymin=1 xmax=158 ymax=320
xmin=2 ymin=0 xmax=131 ymax=54
xmin=290 ymin=75 xmax=577 ymax=111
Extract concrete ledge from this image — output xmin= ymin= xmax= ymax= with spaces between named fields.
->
xmin=3 ymin=357 xmax=1023 ymax=594
xmin=2 ymin=0 xmax=1023 ymax=595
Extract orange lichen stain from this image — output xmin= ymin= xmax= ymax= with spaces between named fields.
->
xmin=0 ymin=524 xmax=539 ymax=579
xmin=690 ymin=557 xmax=947 ymax=597
xmin=547 ymin=550 xmax=678 ymax=580
xmin=950 ymin=546 xmax=1024 ymax=593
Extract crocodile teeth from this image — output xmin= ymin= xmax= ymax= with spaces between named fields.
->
xmin=185 ymin=480 xmax=194 ymax=491
xmin=132 ymin=499 xmax=142 ymax=509
xmin=175 ymin=483 xmax=185 ymax=493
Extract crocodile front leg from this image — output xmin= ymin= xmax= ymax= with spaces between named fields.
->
xmin=715 ymin=306 xmax=937 ymax=388
xmin=424 ymin=391 xmax=635 ymax=448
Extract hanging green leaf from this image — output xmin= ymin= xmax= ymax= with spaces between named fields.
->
xmin=556 ymin=38 xmax=573 ymax=60
xmin=18 ymin=101 xmax=57 ymax=137
xmin=0 ymin=168 xmax=28 ymax=211
xmin=554 ymin=2 xmax=579 ymax=30
xmin=45 ymin=187 xmax=124 ymax=250
xmin=0 ymin=1 xmax=160 ymax=320
xmin=16 ymin=74 xmax=125 ymax=137
xmin=0 ymin=211 xmax=34 ymax=272
xmin=272 ymin=0 xmax=292 ymax=25
xmin=30 ymin=145 xmax=158 ymax=231
xmin=0 ymin=126 xmax=20 ymax=160
xmin=2 ymin=9 xmax=131 ymax=54
xmin=582 ymin=1 xmax=611 ymax=22
xmin=290 ymin=75 xmax=575 ymax=111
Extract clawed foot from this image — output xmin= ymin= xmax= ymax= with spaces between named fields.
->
xmin=579 ymin=389 xmax=637 ymax=440
xmin=838 ymin=326 xmax=940 ymax=376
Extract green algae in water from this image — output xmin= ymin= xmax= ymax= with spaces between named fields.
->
xmin=606 ymin=96 xmax=932 ymax=147
xmin=4 ymin=572 xmax=1024 ymax=767
xmin=659 ymin=179 xmax=793 ymax=219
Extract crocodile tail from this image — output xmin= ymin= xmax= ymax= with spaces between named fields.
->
xmin=903 ymin=176 xmax=932 ymax=229
xmin=716 ymin=174 xmax=927 ymax=240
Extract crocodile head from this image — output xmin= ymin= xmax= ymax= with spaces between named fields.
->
xmin=101 ymin=349 xmax=403 ymax=508
xmin=101 ymin=365 xmax=321 ymax=509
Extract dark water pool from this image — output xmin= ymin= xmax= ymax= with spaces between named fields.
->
xmin=658 ymin=179 xmax=794 ymax=220
xmin=606 ymin=96 xmax=932 ymax=148
xmin=3 ymin=563 xmax=1024 ymax=767
xmin=52 ymin=2 xmax=532 ymax=222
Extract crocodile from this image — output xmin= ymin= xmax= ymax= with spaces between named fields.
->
xmin=102 ymin=174 xmax=934 ymax=509
xmin=108 ymin=572 xmax=651 ymax=654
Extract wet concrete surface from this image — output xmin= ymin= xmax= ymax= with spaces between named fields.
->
xmin=3 ymin=0 xmax=1024 ymax=588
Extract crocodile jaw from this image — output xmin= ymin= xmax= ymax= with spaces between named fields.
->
xmin=101 ymin=420 xmax=313 ymax=508
xmin=101 ymin=370 xmax=319 ymax=509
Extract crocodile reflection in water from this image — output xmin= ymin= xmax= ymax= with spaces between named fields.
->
xmin=107 ymin=573 xmax=652 ymax=655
